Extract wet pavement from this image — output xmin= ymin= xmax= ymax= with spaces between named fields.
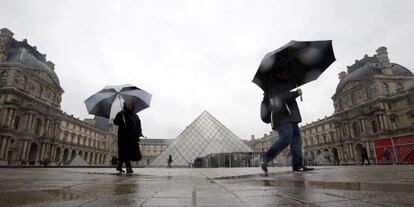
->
xmin=0 ymin=165 xmax=413 ymax=206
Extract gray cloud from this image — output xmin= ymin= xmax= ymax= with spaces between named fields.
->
xmin=1 ymin=0 xmax=413 ymax=139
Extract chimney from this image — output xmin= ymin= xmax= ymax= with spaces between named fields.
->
xmin=376 ymin=46 xmax=393 ymax=75
xmin=46 ymin=61 xmax=55 ymax=70
xmin=338 ymin=71 xmax=347 ymax=81
xmin=0 ymin=28 xmax=14 ymax=62
xmin=0 ymin=28 xmax=14 ymax=37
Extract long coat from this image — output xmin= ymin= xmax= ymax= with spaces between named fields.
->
xmin=113 ymin=109 xmax=142 ymax=161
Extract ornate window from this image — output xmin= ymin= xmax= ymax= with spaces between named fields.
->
xmin=13 ymin=116 xmax=20 ymax=129
xmin=396 ymin=83 xmax=404 ymax=92
xmin=390 ymin=117 xmax=397 ymax=129
xmin=19 ymin=77 xmax=28 ymax=90
xmin=0 ymin=71 xmax=8 ymax=87
xmin=382 ymin=82 xmax=389 ymax=95
xmin=371 ymin=120 xmax=377 ymax=133
xmin=352 ymin=122 xmax=360 ymax=137
xmin=34 ymin=118 xmax=42 ymax=135
xmin=37 ymin=86 xmax=43 ymax=98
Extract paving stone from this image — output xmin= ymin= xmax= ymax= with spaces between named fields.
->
xmin=0 ymin=166 xmax=413 ymax=206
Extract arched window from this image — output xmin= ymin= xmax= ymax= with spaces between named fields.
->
xmin=34 ymin=118 xmax=42 ymax=135
xmin=382 ymin=82 xmax=389 ymax=95
xmin=19 ymin=77 xmax=28 ymax=90
xmin=0 ymin=71 xmax=8 ymax=87
xmin=371 ymin=120 xmax=377 ymax=133
xmin=37 ymin=86 xmax=43 ymax=98
xmin=352 ymin=122 xmax=360 ymax=137
xmin=13 ymin=116 xmax=20 ymax=129
xmin=396 ymin=83 xmax=404 ymax=92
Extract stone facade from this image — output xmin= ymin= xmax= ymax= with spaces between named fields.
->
xmin=0 ymin=28 xmax=117 ymax=166
xmin=248 ymin=47 xmax=414 ymax=165
xmin=138 ymin=138 xmax=174 ymax=166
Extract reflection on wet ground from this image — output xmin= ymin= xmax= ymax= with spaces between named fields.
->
xmin=0 ymin=165 xmax=413 ymax=206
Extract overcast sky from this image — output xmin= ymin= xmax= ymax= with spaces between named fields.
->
xmin=1 ymin=0 xmax=413 ymax=140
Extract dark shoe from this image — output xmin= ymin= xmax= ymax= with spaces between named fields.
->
xmin=302 ymin=167 xmax=314 ymax=171
xmin=293 ymin=167 xmax=314 ymax=172
xmin=260 ymin=157 xmax=268 ymax=174
xmin=126 ymin=168 xmax=134 ymax=174
xmin=116 ymin=166 xmax=125 ymax=173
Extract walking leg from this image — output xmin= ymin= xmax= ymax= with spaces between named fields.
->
xmin=117 ymin=160 xmax=125 ymax=172
xmin=290 ymin=123 xmax=303 ymax=171
xmin=262 ymin=124 xmax=293 ymax=163
xmin=126 ymin=160 xmax=133 ymax=173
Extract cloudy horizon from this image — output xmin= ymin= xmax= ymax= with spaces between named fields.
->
xmin=1 ymin=0 xmax=413 ymax=140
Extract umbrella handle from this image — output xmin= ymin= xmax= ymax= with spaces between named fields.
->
xmin=118 ymin=95 xmax=127 ymax=127
xmin=300 ymin=95 xmax=303 ymax=102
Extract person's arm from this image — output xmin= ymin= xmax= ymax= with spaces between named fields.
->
xmin=277 ymin=90 xmax=300 ymax=102
xmin=113 ymin=112 xmax=123 ymax=126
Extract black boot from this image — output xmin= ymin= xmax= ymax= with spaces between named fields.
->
xmin=126 ymin=161 xmax=133 ymax=174
xmin=116 ymin=166 xmax=125 ymax=173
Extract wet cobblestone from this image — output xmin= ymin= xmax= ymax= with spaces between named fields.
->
xmin=0 ymin=165 xmax=412 ymax=206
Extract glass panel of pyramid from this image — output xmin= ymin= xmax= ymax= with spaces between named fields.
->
xmin=150 ymin=111 xmax=253 ymax=167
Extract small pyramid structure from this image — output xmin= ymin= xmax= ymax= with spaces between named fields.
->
xmin=150 ymin=111 xmax=252 ymax=167
xmin=68 ymin=155 xmax=89 ymax=166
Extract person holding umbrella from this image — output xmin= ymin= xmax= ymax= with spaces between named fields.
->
xmin=84 ymin=84 xmax=152 ymax=173
xmin=113 ymin=99 xmax=143 ymax=173
xmin=253 ymin=40 xmax=336 ymax=173
xmin=260 ymin=68 xmax=313 ymax=173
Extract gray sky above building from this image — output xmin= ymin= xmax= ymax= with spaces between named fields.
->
xmin=1 ymin=0 xmax=413 ymax=140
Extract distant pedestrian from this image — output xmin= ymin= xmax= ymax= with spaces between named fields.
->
xmin=383 ymin=148 xmax=391 ymax=161
xmin=113 ymin=100 xmax=143 ymax=173
xmin=358 ymin=145 xmax=370 ymax=165
xmin=167 ymin=154 xmax=173 ymax=168
xmin=260 ymin=69 xmax=314 ymax=173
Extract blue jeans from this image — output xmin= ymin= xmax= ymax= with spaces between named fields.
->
xmin=262 ymin=122 xmax=303 ymax=170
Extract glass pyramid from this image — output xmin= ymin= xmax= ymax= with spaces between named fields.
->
xmin=150 ymin=111 xmax=253 ymax=167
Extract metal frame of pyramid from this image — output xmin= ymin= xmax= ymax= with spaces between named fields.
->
xmin=150 ymin=111 xmax=253 ymax=167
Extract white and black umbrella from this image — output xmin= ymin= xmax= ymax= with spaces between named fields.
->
xmin=84 ymin=84 xmax=152 ymax=119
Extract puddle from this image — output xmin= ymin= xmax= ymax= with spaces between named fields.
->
xmin=0 ymin=188 xmax=93 ymax=207
xmin=258 ymin=179 xmax=414 ymax=193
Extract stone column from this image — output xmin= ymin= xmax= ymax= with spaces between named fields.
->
xmin=39 ymin=143 xmax=45 ymax=160
xmin=0 ymin=137 xmax=7 ymax=159
xmin=1 ymin=109 xmax=9 ymax=126
xmin=6 ymin=109 xmax=14 ymax=126
xmin=361 ymin=119 xmax=366 ymax=133
xmin=377 ymin=115 xmax=384 ymax=130
xmin=20 ymin=140 xmax=28 ymax=160
xmin=365 ymin=141 xmax=371 ymax=158
xmin=25 ymin=142 xmax=32 ymax=161
xmin=3 ymin=137 xmax=10 ymax=160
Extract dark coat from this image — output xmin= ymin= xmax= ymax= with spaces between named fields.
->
xmin=266 ymin=81 xmax=302 ymax=129
xmin=113 ymin=109 xmax=142 ymax=161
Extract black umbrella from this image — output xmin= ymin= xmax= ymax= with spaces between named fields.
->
xmin=84 ymin=84 xmax=152 ymax=119
xmin=252 ymin=40 xmax=336 ymax=93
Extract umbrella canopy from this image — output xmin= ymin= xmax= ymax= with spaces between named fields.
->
xmin=253 ymin=40 xmax=335 ymax=91
xmin=84 ymin=84 xmax=152 ymax=119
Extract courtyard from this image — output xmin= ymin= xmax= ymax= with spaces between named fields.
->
xmin=0 ymin=165 xmax=413 ymax=207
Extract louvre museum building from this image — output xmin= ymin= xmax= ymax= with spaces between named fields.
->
xmin=0 ymin=28 xmax=118 ymax=166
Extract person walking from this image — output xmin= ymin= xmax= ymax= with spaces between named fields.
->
xmin=359 ymin=145 xmax=371 ymax=165
xmin=383 ymin=148 xmax=391 ymax=162
xmin=167 ymin=155 xmax=173 ymax=168
xmin=260 ymin=69 xmax=314 ymax=173
xmin=113 ymin=100 xmax=143 ymax=173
